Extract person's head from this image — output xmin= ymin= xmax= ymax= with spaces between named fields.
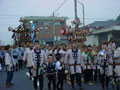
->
xmin=109 ymin=37 xmax=115 ymax=44
xmin=101 ymin=42 xmax=108 ymax=50
xmin=1 ymin=46 xmax=4 ymax=51
xmin=48 ymin=54 xmax=54 ymax=63
xmin=88 ymin=45 xmax=92 ymax=52
xmin=7 ymin=46 xmax=12 ymax=53
xmin=19 ymin=44 xmax=21 ymax=47
xmin=35 ymin=40 xmax=40 ymax=50
xmin=29 ymin=41 xmax=34 ymax=48
xmin=48 ymin=45 xmax=53 ymax=50
xmin=71 ymin=41 xmax=77 ymax=49
xmin=63 ymin=45 xmax=67 ymax=51
xmin=56 ymin=53 xmax=61 ymax=61
xmin=13 ymin=44 xmax=17 ymax=49
xmin=83 ymin=45 xmax=88 ymax=52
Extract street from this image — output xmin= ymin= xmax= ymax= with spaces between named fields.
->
xmin=0 ymin=68 xmax=110 ymax=90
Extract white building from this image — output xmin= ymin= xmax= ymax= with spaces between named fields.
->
xmin=84 ymin=20 xmax=120 ymax=46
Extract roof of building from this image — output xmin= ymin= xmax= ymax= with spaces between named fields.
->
xmin=24 ymin=16 xmax=68 ymax=21
xmin=83 ymin=20 xmax=120 ymax=29
xmin=92 ymin=26 xmax=120 ymax=34
xmin=89 ymin=20 xmax=120 ymax=27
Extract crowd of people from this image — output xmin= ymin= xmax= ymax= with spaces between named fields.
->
xmin=0 ymin=39 xmax=120 ymax=90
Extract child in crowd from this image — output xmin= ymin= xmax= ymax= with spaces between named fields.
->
xmin=47 ymin=54 xmax=56 ymax=90
xmin=56 ymin=53 xmax=65 ymax=90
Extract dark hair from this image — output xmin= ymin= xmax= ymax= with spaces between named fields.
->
xmin=35 ymin=40 xmax=39 ymax=43
xmin=55 ymin=53 xmax=61 ymax=60
xmin=102 ymin=42 xmax=108 ymax=46
xmin=48 ymin=54 xmax=53 ymax=58
xmin=88 ymin=45 xmax=92 ymax=47
xmin=109 ymin=37 xmax=115 ymax=43
xmin=48 ymin=54 xmax=53 ymax=57
xmin=29 ymin=40 xmax=33 ymax=43
xmin=6 ymin=45 xmax=11 ymax=50
xmin=83 ymin=45 xmax=87 ymax=49
xmin=19 ymin=45 xmax=21 ymax=47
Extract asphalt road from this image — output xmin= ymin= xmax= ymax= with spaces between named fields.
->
xmin=0 ymin=68 xmax=112 ymax=90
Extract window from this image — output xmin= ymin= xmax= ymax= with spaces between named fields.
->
xmin=98 ymin=33 xmax=108 ymax=45
xmin=55 ymin=22 xmax=61 ymax=25
xmin=39 ymin=22 xmax=44 ymax=25
xmin=44 ymin=27 xmax=49 ymax=33
xmin=44 ymin=21 xmax=52 ymax=25
xmin=39 ymin=27 xmax=43 ymax=30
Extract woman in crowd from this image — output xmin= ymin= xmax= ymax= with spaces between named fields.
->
xmin=5 ymin=46 xmax=15 ymax=88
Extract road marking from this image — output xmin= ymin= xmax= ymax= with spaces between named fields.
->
xmin=26 ymin=72 xmax=39 ymax=86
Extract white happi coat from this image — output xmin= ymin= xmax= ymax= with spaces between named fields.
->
xmin=59 ymin=49 xmax=66 ymax=63
xmin=46 ymin=50 xmax=53 ymax=56
xmin=23 ymin=47 xmax=33 ymax=67
xmin=94 ymin=55 xmax=101 ymax=70
xmin=29 ymin=49 xmax=47 ymax=77
xmin=5 ymin=53 xmax=16 ymax=71
xmin=11 ymin=48 xmax=20 ymax=64
xmin=0 ymin=50 xmax=5 ymax=60
xmin=18 ymin=47 xmax=24 ymax=59
xmin=114 ymin=47 xmax=120 ymax=77
xmin=65 ymin=49 xmax=84 ymax=74
xmin=96 ymin=50 xmax=112 ymax=76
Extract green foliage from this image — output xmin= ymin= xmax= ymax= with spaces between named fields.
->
xmin=116 ymin=15 xmax=120 ymax=21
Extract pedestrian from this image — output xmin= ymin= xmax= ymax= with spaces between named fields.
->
xmin=29 ymin=40 xmax=47 ymax=90
xmin=18 ymin=44 xmax=24 ymax=69
xmin=113 ymin=47 xmax=120 ymax=90
xmin=97 ymin=42 xmax=111 ymax=90
xmin=11 ymin=45 xmax=20 ymax=71
xmin=82 ymin=45 xmax=90 ymax=83
xmin=65 ymin=41 xmax=84 ymax=90
xmin=82 ymin=45 xmax=94 ymax=85
xmin=4 ymin=46 xmax=15 ymax=88
xmin=23 ymin=41 xmax=34 ymax=79
xmin=0 ymin=50 xmax=2 ymax=71
xmin=93 ymin=46 xmax=101 ymax=82
xmin=56 ymin=53 xmax=65 ymax=90
xmin=0 ymin=46 xmax=5 ymax=70
xmin=47 ymin=54 xmax=56 ymax=90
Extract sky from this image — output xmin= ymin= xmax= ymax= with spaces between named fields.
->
xmin=0 ymin=0 xmax=120 ymax=45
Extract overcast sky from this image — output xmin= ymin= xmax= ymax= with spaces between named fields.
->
xmin=0 ymin=0 xmax=120 ymax=45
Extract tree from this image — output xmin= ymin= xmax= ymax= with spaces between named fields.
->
xmin=116 ymin=15 xmax=120 ymax=21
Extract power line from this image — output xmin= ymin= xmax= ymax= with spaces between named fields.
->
xmin=68 ymin=17 xmax=116 ymax=20
xmin=0 ymin=13 xmax=25 ymax=17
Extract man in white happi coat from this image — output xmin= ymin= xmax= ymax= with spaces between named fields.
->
xmin=96 ymin=43 xmax=112 ymax=90
xmin=113 ymin=47 xmax=120 ymax=90
xmin=23 ymin=41 xmax=34 ymax=79
xmin=65 ymin=41 xmax=84 ymax=90
xmin=29 ymin=40 xmax=47 ymax=90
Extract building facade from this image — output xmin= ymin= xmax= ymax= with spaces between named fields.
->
xmin=24 ymin=16 xmax=68 ymax=45
xmin=84 ymin=20 xmax=120 ymax=46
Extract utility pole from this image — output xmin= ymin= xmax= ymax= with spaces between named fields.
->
xmin=77 ymin=1 xmax=85 ymax=26
xmin=39 ymin=23 xmax=41 ymax=44
xmin=83 ymin=4 xmax=85 ymax=26
xmin=74 ymin=0 xmax=78 ymax=19
xmin=52 ymin=12 xmax=55 ymax=45
xmin=74 ymin=0 xmax=78 ymax=30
